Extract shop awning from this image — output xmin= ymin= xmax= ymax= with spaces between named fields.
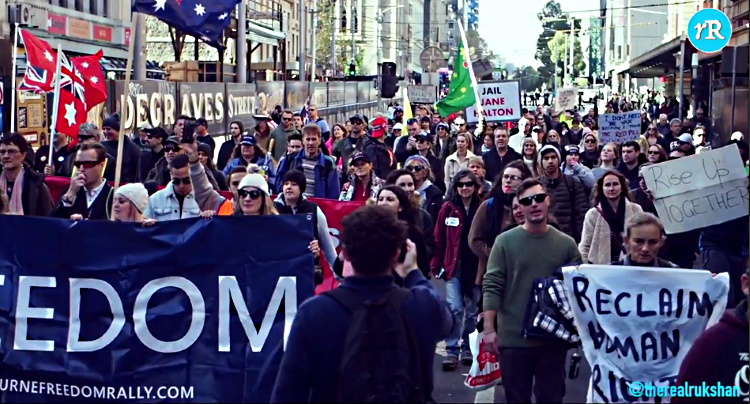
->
xmin=618 ymin=36 xmax=695 ymax=78
xmin=247 ymin=21 xmax=285 ymax=46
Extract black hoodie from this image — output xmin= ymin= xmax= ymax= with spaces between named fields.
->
xmin=674 ymin=300 xmax=749 ymax=403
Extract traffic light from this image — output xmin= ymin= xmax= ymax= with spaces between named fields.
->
xmin=348 ymin=62 xmax=356 ymax=76
xmin=380 ymin=62 xmax=399 ymax=99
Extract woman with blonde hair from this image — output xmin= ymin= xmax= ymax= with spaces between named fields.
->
xmin=110 ymin=183 xmax=151 ymax=223
xmin=444 ymin=132 xmax=476 ymax=189
xmin=520 ymin=138 xmax=541 ymax=177
xmin=578 ymin=129 xmax=600 ymax=169
xmin=579 ymin=170 xmax=643 ymax=264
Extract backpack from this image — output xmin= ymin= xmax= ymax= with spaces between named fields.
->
xmin=325 ymin=286 xmax=425 ymax=403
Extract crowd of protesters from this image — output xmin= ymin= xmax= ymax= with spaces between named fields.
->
xmin=0 ymin=97 xmax=747 ymax=403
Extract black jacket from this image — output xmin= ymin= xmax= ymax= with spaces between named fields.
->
xmin=421 ymin=183 xmax=445 ymax=224
xmin=49 ymin=183 xmax=114 ymax=220
xmin=101 ymin=137 xmax=141 ymax=183
xmin=362 ymin=136 xmax=396 ymax=180
xmin=482 ymin=147 xmax=522 ymax=185
xmin=17 ymin=168 xmax=54 ymax=217
xmin=138 ymin=149 xmax=165 ymax=182
xmin=274 ymin=197 xmax=320 ymax=240
xmin=217 ymin=139 xmax=238 ymax=171
xmin=432 ymin=135 xmax=457 ymax=162
xmin=33 ymin=144 xmax=71 ymax=175
xmin=425 ymin=152 xmax=446 ymax=194
xmin=146 ymin=156 xmax=171 ymax=186
xmin=196 ymin=135 xmax=216 ymax=152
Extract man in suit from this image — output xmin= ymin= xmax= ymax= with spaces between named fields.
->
xmin=51 ymin=142 xmax=113 ymax=220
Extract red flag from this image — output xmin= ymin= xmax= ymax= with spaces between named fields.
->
xmin=18 ymin=30 xmax=56 ymax=93
xmin=72 ymin=50 xmax=107 ymax=111
xmin=54 ymin=51 xmax=88 ymax=140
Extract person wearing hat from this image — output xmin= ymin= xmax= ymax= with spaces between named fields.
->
xmin=138 ymin=127 xmax=168 ymax=182
xmin=222 ymin=135 xmax=276 ymax=188
xmin=339 ymin=152 xmax=384 ymax=202
xmin=100 ymin=113 xmax=141 ymax=184
xmin=538 ymin=143 xmax=588 ymax=242
xmin=411 ymin=131 xmax=445 ymax=193
xmin=673 ymin=133 xmax=696 ymax=156
xmin=194 ymin=118 xmax=216 ymax=152
xmin=268 ymin=109 xmax=300 ymax=162
xmin=145 ymin=136 xmax=183 ymax=186
xmin=274 ymin=169 xmax=337 ymax=268
xmin=197 ymin=143 xmax=227 ymax=191
xmin=251 ymin=113 xmax=276 ymax=151
xmin=111 ymin=183 xmax=151 ymax=223
xmin=333 ymin=114 xmax=367 ymax=173
xmin=561 ymin=144 xmax=596 ymax=190
xmin=134 ymin=122 xmax=154 ymax=152
xmin=432 ymin=122 xmax=456 ymax=162
xmin=362 ymin=115 xmax=397 ymax=179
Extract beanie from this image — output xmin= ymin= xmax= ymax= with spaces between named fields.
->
xmin=103 ymin=114 xmax=120 ymax=131
xmin=238 ymin=173 xmax=270 ymax=196
xmin=538 ymin=144 xmax=562 ymax=167
xmin=404 ymin=154 xmax=431 ymax=168
xmin=114 ymin=183 xmax=149 ymax=214
xmin=197 ymin=143 xmax=213 ymax=159
xmin=282 ymin=169 xmax=307 ymax=195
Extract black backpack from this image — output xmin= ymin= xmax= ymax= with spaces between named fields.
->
xmin=325 ymin=286 xmax=425 ymax=403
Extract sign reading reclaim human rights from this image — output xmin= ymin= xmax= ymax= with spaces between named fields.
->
xmin=466 ymin=80 xmax=521 ymax=123
xmin=597 ymin=111 xmax=642 ymax=143
xmin=642 ymin=144 xmax=749 ymax=234
xmin=0 ymin=215 xmax=315 ymax=402
xmin=563 ymin=265 xmax=729 ymax=403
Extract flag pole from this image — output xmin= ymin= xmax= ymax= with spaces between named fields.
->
xmin=457 ymin=21 xmax=485 ymax=138
xmin=10 ymin=23 xmax=19 ymax=133
xmin=113 ymin=13 xmax=139 ymax=191
xmin=48 ymin=44 xmax=64 ymax=165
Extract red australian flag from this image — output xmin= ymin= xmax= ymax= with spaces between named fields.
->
xmin=55 ymin=51 xmax=88 ymax=139
xmin=18 ymin=29 xmax=56 ymax=93
xmin=72 ymin=50 xmax=107 ymax=111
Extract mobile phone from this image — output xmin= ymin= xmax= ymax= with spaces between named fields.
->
xmin=398 ymin=243 xmax=408 ymax=263
xmin=181 ymin=121 xmax=198 ymax=144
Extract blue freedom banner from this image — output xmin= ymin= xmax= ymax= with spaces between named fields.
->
xmin=0 ymin=215 xmax=315 ymax=402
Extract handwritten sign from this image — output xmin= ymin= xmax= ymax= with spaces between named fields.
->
xmin=407 ymin=85 xmax=437 ymax=104
xmin=597 ymin=111 xmax=641 ymax=143
xmin=642 ymin=144 xmax=749 ymax=234
xmin=563 ymin=264 xmax=729 ymax=403
xmin=466 ymin=80 xmax=521 ymax=123
xmin=555 ymin=87 xmax=577 ymax=112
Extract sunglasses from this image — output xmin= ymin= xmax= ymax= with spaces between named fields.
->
xmin=238 ymin=189 xmax=263 ymax=200
xmin=165 ymin=147 xmax=181 ymax=153
xmin=585 ymin=139 xmax=596 ymax=144
xmin=457 ymin=181 xmax=476 ymax=189
xmin=351 ymin=121 xmax=363 ymax=125
xmin=74 ymin=160 xmax=102 ymax=169
xmin=416 ymin=138 xmax=429 ymax=144
xmin=282 ymin=117 xmax=293 ymax=121
xmin=172 ymin=177 xmax=191 ymax=185
xmin=648 ymin=150 xmax=660 ymax=155
xmin=518 ymin=193 xmax=548 ymax=206
xmin=502 ymin=174 xmax=522 ymax=182
xmin=648 ymin=128 xmax=656 ymax=131
xmin=78 ymin=135 xmax=94 ymax=141
xmin=406 ymin=165 xmax=425 ymax=172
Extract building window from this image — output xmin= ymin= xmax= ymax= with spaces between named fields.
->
xmin=90 ymin=0 xmax=97 ymax=15
xmin=102 ymin=0 xmax=109 ymax=17
xmin=75 ymin=0 xmax=84 ymax=12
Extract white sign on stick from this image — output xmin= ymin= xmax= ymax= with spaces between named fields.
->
xmin=642 ymin=144 xmax=749 ymax=234
xmin=597 ymin=111 xmax=642 ymax=143
xmin=563 ymin=264 xmax=729 ymax=403
xmin=407 ymin=85 xmax=437 ymax=104
xmin=555 ymin=87 xmax=577 ymax=112
xmin=466 ymin=80 xmax=521 ymax=123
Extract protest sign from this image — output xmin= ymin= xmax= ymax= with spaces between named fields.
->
xmin=466 ymin=80 xmax=521 ymax=123
xmin=555 ymin=87 xmax=577 ymax=112
xmin=597 ymin=111 xmax=642 ymax=143
xmin=563 ymin=264 xmax=729 ymax=403
xmin=407 ymin=85 xmax=438 ymax=104
xmin=641 ymin=144 xmax=749 ymax=234
xmin=0 ymin=215 xmax=315 ymax=402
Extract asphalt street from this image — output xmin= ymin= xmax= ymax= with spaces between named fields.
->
xmin=429 ymin=279 xmax=591 ymax=403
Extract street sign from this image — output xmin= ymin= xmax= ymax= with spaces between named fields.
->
xmin=420 ymin=46 xmax=446 ymax=73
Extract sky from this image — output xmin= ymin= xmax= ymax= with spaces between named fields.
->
xmin=478 ymin=0 xmax=600 ymax=68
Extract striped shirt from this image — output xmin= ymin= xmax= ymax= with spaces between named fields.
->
xmin=301 ymin=156 xmax=318 ymax=197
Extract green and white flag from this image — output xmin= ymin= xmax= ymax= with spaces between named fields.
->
xmin=435 ymin=33 xmax=476 ymax=116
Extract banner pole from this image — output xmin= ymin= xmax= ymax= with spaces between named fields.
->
xmin=457 ymin=21 xmax=485 ymax=137
xmin=113 ymin=13 xmax=138 ymax=191
xmin=48 ymin=44 xmax=64 ymax=165
xmin=10 ymin=23 xmax=19 ymax=133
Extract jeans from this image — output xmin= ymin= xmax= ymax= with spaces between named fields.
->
xmin=499 ymin=345 xmax=568 ymax=403
xmin=444 ymin=277 xmax=480 ymax=357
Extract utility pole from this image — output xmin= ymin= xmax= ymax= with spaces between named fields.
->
xmin=350 ymin=2 xmax=355 ymax=67
xmin=237 ymin=0 xmax=247 ymax=83
xmin=311 ymin=2 xmax=317 ymax=81
xmin=132 ymin=13 xmax=147 ymax=81
xmin=330 ymin=1 xmax=336 ymax=77
xmin=568 ymin=15 xmax=575 ymax=86
xmin=299 ymin=0 xmax=307 ymax=81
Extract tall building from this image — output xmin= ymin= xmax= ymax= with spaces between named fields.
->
xmin=466 ymin=0 xmax=478 ymax=31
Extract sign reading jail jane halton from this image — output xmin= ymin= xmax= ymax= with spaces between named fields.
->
xmin=642 ymin=144 xmax=749 ymax=234
xmin=466 ymin=80 xmax=522 ymax=123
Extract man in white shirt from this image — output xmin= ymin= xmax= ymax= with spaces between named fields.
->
xmin=51 ymin=142 xmax=113 ymax=220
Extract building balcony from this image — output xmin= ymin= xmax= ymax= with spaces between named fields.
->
xmin=723 ymin=0 xmax=749 ymax=21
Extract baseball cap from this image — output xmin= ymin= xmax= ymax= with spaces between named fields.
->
xmin=252 ymin=113 xmax=271 ymax=121
xmin=437 ymin=122 xmax=449 ymax=130
xmin=349 ymin=114 xmax=364 ymax=123
xmin=731 ymin=131 xmax=744 ymax=141
xmin=241 ymin=135 xmax=257 ymax=146
xmin=350 ymin=152 xmax=371 ymax=165
xmin=146 ymin=127 xmax=168 ymax=141
xmin=565 ymin=144 xmax=580 ymax=155
xmin=532 ymin=126 xmax=542 ymax=133
xmin=454 ymin=117 xmax=466 ymax=125
xmin=677 ymin=133 xmax=693 ymax=144
xmin=393 ymin=123 xmax=404 ymax=131
xmin=415 ymin=131 xmax=432 ymax=142
xmin=164 ymin=136 xmax=180 ymax=147
xmin=196 ymin=118 xmax=208 ymax=128
xmin=371 ymin=116 xmax=388 ymax=138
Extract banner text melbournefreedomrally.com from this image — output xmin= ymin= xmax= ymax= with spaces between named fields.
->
xmin=0 ymin=379 xmax=194 ymax=400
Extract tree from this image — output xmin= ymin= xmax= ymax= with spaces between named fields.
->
xmin=465 ymin=30 xmax=495 ymax=60
xmin=512 ymin=66 xmax=546 ymax=93
xmin=547 ymin=31 xmax=586 ymax=79
xmin=316 ymin=1 xmax=365 ymax=75
xmin=535 ymin=0 xmax=581 ymax=84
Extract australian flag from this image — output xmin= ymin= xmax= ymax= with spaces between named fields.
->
xmin=133 ymin=0 xmax=241 ymax=49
